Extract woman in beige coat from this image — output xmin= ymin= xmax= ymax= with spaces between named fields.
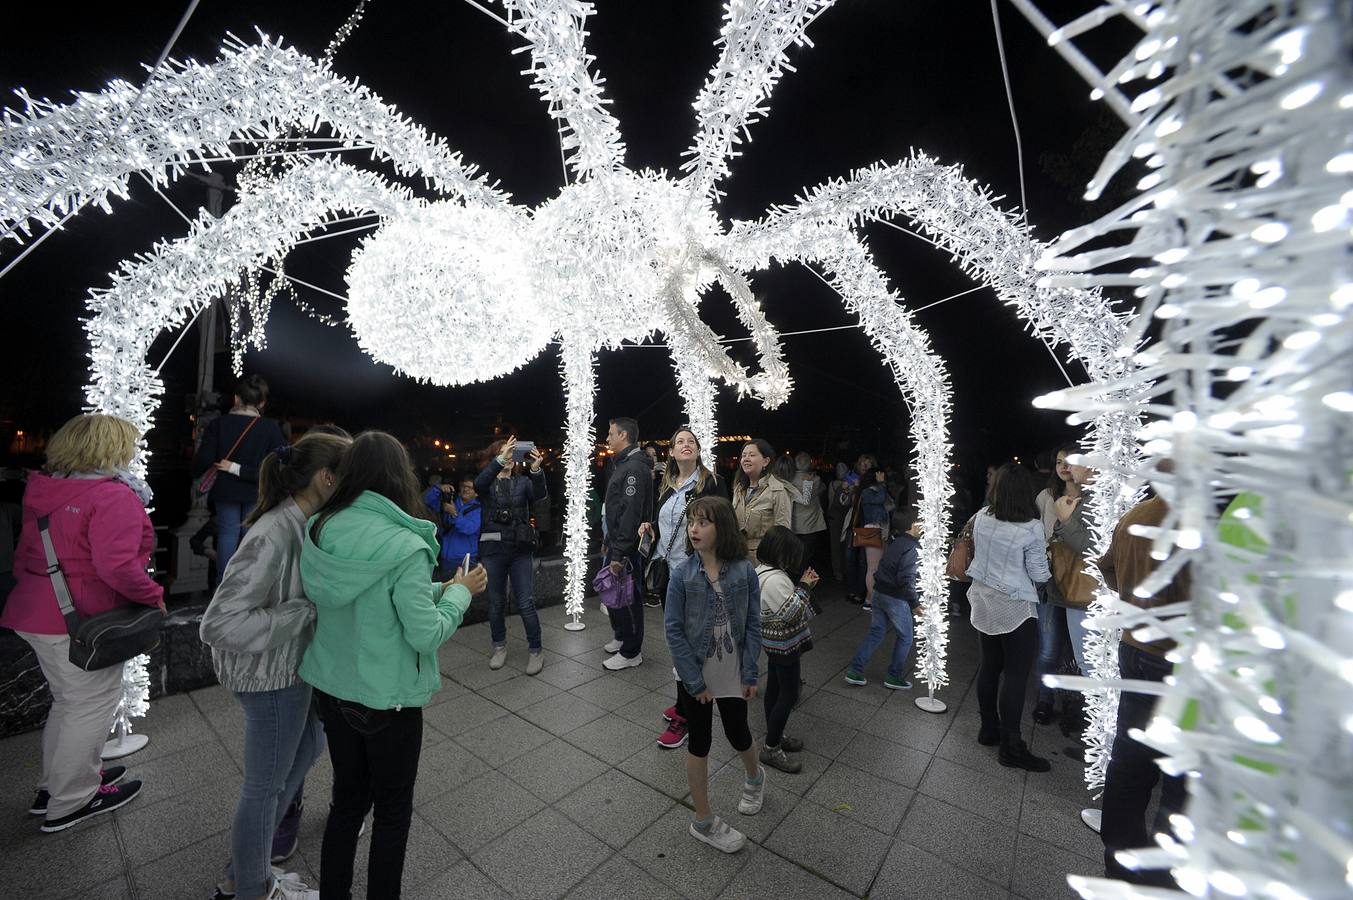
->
xmin=731 ymin=439 xmax=793 ymax=561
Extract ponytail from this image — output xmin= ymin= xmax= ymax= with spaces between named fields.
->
xmin=246 ymin=432 xmax=350 ymax=526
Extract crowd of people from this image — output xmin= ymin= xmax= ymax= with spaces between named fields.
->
xmin=0 ymin=372 xmax=1191 ymax=896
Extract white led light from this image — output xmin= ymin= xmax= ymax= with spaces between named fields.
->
xmin=1251 ymin=221 xmax=1290 ymax=243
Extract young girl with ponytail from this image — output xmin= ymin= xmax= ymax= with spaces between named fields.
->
xmin=200 ymin=431 xmax=350 ymax=900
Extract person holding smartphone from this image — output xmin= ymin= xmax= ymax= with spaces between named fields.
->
xmin=474 ymin=436 xmax=548 ymax=675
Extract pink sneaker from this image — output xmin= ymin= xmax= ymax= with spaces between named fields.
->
xmin=657 ymin=717 xmax=688 ymax=749
xmin=662 ymin=705 xmax=679 ymax=723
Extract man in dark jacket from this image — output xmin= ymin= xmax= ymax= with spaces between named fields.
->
xmin=843 ymin=505 xmax=920 ymax=689
xmin=601 ymin=416 xmax=652 ymax=669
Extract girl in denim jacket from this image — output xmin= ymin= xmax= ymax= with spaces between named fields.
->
xmin=664 ymin=496 xmax=765 ymax=854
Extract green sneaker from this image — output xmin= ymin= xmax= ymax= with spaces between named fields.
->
xmin=844 ymin=671 xmax=866 ymax=686
xmin=884 ymin=675 xmax=913 ymax=690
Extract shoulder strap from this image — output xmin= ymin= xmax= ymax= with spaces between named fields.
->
xmin=220 ymin=416 xmax=261 ymax=464
xmin=36 ymin=515 xmax=82 ymax=635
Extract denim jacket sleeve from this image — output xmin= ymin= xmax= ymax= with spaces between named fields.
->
xmin=664 ymin=567 xmax=705 ymax=694
xmin=741 ymin=562 xmax=762 ymax=685
xmin=1023 ymin=525 xmax=1052 ymax=585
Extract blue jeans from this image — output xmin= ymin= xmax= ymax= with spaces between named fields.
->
xmin=229 ymin=682 xmax=325 ymax=898
xmin=216 ymin=500 xmax=255 ymax=578
xmin=482 ymin=548 xmax=541 ymax=651
xmin=1035 ymin=603 xmax=1068 ymax=704
xmin=849 ymin=591 xmax=914 ymax=678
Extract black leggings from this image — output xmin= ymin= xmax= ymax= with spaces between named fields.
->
xmin=975 ymin=617 xmax=1038 ymax=735
xmin=678 ymin=683 xmax=753 ymax=759
xmin=763 ymin=655 xmax=801 ymax=747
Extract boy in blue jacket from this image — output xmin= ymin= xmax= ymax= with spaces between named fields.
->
xmin=845 ymin=505 xmax=922 ymax=690
xmin=440 ymin=478 xmax=481 ymax=576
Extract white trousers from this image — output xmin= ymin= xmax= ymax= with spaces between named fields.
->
xmin=18 ymin=631 xmax=124 ymax=818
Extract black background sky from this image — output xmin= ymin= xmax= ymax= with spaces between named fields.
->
xmin=0 ymin=0 xmax=1121 ymax=490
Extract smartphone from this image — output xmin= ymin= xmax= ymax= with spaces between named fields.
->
xmin=638 ymin=530 xmax=654 ymax=558
xmin=512 ymin=440 xmax=536 ymax=462
xmin=462 ymin=552 xmax=471 ymax=575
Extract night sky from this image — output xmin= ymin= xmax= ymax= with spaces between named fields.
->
xmin=0 ymin=0 xmax=1124 ymax=492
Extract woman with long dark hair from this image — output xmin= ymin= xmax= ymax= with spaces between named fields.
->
xmin=299 ymin=431 xmax=487 ymax=899
xmin=731 ymin=439 xmax=792 ymax=562
xmin=963 ymin=463 xmax=1052 ymax=772
xmin=201 ymin=432 xmax=349 ymax=900
xmin=637 ymin=427 xmax=725 ymax=749
xmin=1031 ymin=442 xmax=1081 ymax=725
xmin=474 ymin=435 xmax=548 ymax=674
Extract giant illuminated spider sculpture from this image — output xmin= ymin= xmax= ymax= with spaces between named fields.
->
xmin=1 ymin=0 xmax=1135 ymax=703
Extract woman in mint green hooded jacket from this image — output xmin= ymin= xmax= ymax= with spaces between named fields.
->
xmin=299 ymin=431 xmax=486 ymax=900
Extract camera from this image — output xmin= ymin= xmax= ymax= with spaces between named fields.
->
xmin=493 ymin=508 xmax=513 ymax=525
xmin=511 ymin=440 xmax=536 ymax=463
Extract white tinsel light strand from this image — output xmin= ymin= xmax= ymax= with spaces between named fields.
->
xmin=111 ymin=655 xmax=153 ymax=733
xmin=559 ymin=340 xmax=597 ymax=623
xmin=739 ymin=153 xmax=1147 ymax=788
xmin=1022 ymin=0 xmax=1353 ymax=896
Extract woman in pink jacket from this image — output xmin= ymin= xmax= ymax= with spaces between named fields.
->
xmin=0 ymin=414 xmax=164 ymax=833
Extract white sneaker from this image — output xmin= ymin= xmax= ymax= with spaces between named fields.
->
xmin=603 ymin=652 xmax=642 ymax=670
xmin=603 ymin=639 xmax=624 ymax=653
xmin=265 ymin=871 xmax=318 ymax=899
xmin=737 ymin=767 xmax=766 ymax=815
xmin=689 ymin=815 xmax=746 ymax=853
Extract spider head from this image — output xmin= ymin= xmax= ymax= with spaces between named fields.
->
xmin=346 ymin=202 xmax=553 ymax=385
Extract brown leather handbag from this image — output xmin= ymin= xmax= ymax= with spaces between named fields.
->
xmin=851 ymin=525 xmax=883 ymax=548
xmin=1047 ymin=541 xmax=1098 ymax=609
xmin=945 ymin=514 xmax=975 ymax=581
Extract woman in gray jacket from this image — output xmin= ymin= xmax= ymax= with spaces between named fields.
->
xmin=200 ymin=431 xmax=349 ymax=900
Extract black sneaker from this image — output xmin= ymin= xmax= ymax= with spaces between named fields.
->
xmin=41 ymin=780 xmax=142 ymax=832
xmin=643 ymin=597 xmax=661 ymax=608
xmin=30 ymin=766 xmax=126 ymax=816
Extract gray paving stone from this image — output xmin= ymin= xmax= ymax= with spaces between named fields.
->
xmin=0 ymin=816 xmax=125 ymax=899
xmin=568 ymin=674 xmax=651 ymax=710
xmin=764 ymin=797 xmax=892 ymax=895
xmin=898 ymin=794 xmax=1018 ymax=887
xmin=504 ymin=739 xmax=611 ymax=803
xmin=918 ymin=754 xmax=1024 ymax=824
xmin=125 ymin=739 xmax=240 ymax=808
xmin=122 ymin=692 xmax=220 ymax=764
xmin=447 ymin=658 xmax=519 ymax=691
xmin=613 ymin=689 xmax=677 ymax=728
xmin=769 ymin=709 xmax=858 ymax=759
xmin=804 ymin=759 xmax=915 ymax=835
xmin=564 ymin=713 xmax=657 ymax=765
xmin=869 ymin=839 xmax=1009 ymax=900
xmin=565 ymin=851 xmax=685 ymax=900
xmin=412 ymin=738 xmax=492 ymax=805
xmin=817 ymin=670 xmax=893 ymax=707
xmin=437 ymin=639 xmax=489 ymax=674
xmin=425 ymin=675 xmax=471 ymax=706
xmin=422 ymin=691 xmax=510 ymax=738
xmin=555 ymin=767 xmax=677 ymax=849
xmin=407 ymin=860 xmax=511 ymax=900
xmin=934 ymin=723 xmax=1024 ymax=779
xmin=611 ymin=657 xmax=680 ymax=690
xmin=621 ymin=805 xmax=760 ymax=900
xmin=836 ymin=731 xmax=931 ymax=788
xmin=859 ymin=701 xmax=951 ymax=754
xmin=1020 ymin=788 xmax=1106 ymax=863
xmin=118 ymin=776 xmax=239 ymax=866
xmin=519 ymin=690 xmax=611 ymax=736
xmin=1012 ymin=832 xmax=1089 ymax=900
xmin=455 ymin=713 xmax=553 ymax=765
xmin=694 ymin=762 xmax=799 ymax=844
xmin=716 ymin=747 xmax=830 ymax=798
xmin=449 ymin=620 xmax=494 ymax=647
xmin=617 ymin=740 xmax=698 ymax=800
xmin=474 ymin=807 xmax=613 ymax=899
xmin=798 ymin=688 xmax=878 ymax=729
xmin=419 ymin=769 xmax=545 ymax=854
xmin=69 ymin=876 xmax=134 ymax=900
xmin=476 ymin=672 xmax=563 ymax=711
xmin=721 ymin=848 xmax=858 ymax=900
xmin=130 ymin=829 xmax=230 ymax=900
xmin=535 ymin=656 xmax=608 ymax=691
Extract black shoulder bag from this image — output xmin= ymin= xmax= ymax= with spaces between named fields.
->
xmin=38 ymin=515 xmax=164 ymax=671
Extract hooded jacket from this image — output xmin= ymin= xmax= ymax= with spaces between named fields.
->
xmin=299 ymin=491 xmax=471 ymax=710
xmin=0 ymin=473 xmax=163 ymax=635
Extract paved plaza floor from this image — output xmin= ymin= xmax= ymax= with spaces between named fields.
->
xmin=1 ymin=585 xmax=1105 ymax=899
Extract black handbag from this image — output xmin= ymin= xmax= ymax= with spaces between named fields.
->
xmin=38 ymin=515 xmax=164 ymax=671
xmin=644 ymin=556 xmax=669 ymax=599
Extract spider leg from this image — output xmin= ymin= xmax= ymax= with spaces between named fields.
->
xmin=721 ymin=219 xmax=955 ymax=695
xmin=83 ymin=159 xmax=412 ymax=469
xmin=497 ymin=0 xmax=626 ymax=178
xmin=557 ymin=336 xmax=597 ymax=624
xmin=680 ymin=0 xmax=835 ymax=201
xmin=1 ymin=35 xmax=511 ymax=246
